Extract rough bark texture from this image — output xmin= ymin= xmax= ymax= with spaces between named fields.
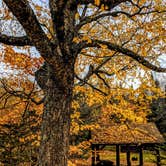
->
xmin=39 ymin=89 xmax=71 ymax=166
xmin=35 ymin=62 xmax=74 ymax=166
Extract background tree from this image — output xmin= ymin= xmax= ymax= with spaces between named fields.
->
xmin=146 ymin=76 xmax=166 ymax=165
xmin=0 ymin=79 xmax=42 ymax=165
xmin=0 ymin=0 xmax=166 ymax=165
xmin=0 ymin=110 xmax=40 ymax=165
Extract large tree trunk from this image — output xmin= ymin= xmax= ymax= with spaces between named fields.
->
xmin=35 ymin=62 xmax=74 ymax=166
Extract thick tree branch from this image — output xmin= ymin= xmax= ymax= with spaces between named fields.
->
xmin=3 ymin=0 xmax=53 ymax=59
xmin=0 ymin=32 xmax=32 ymax=46
xmin=77 ymin=39 xmax=166 ymax=72
xmin=77 ymin=0 xmax=128 ymax=8
xmin=73 ymin=0 xmax=128 ymax=31
xmin=49 ymin=0 xmax=67 ymax=43
xmin=3 ymin=0 xmax=68 ymax=81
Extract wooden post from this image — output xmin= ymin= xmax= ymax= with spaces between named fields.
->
xmin=139 ymin=147 xmax=143 ymax=166
xmin=116 ymin=145 xmax=120 ymax=166
xmin=127 ymin=151 xmax=131 ymax=166
xmin=155 ymin=148 xmax=160 ymax=166
xmin=92 ymin=144 xmax=95 ymax=166
xmin=96 ymin=144 xmax=100 ymax=162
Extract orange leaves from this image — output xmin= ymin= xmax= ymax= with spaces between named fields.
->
xmin=69 ymin=141 xmax=91 ymax=157
xmin=99 ymin=44 xmax=108 ymax=49
xmin=94 ymin=0 xmax=100 ymax=6
xmin=3 ymin=46 xmax=43 ymax=76
xmin=0 ymin=100 xmax=26 ymax=125
xmin=75 ymin=12 xmax=80 ymax=21
xmin=73 ymin=36 xmax=92 ymax=44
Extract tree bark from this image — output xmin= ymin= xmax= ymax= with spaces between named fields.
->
xmin=35 ymin=62 xmax=74 ymax=166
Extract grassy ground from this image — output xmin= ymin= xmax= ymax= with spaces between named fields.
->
xmin=71 ymin=150 xmax=166 ymax=166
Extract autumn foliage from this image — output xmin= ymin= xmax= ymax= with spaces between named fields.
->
xmin=0 ymin=0 xmax=166 ymax=165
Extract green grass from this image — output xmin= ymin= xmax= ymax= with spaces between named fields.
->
xmin=98 ymin=150 xmax=161 ymax=165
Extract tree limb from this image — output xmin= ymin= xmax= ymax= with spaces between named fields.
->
xmin=0 ymin=32 xmax=32 ymax=46
xmin=76 ymin=52 xmax=118 ymax=86
xmin=77 ymin=0 xmax=128 ymax=8
xmin=76 ymin=8 xmax=165 ymax=30
xmin=77 ymin=39 xmax=166 ymax=72
xmin=1 ymin=80 xmax=44 ymax=105
xmin=75 ymin=74 xmax=108 ymax=96
xmin=95 ymin=72 xmax=110 ymax=88
xmin=3 ymin=0 xmax=53 ymax=59
xmin=49 ymin=0 xmax=67 ymax=43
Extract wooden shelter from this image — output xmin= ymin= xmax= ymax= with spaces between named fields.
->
xmin=91 ymin=123 xmax=165 ymax=166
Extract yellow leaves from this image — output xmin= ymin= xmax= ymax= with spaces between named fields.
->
xmin=80 ymin=124 xmax=100 ymax=131
xmin=100 ymin=4 xmax=109 ymax=11
xmin=100 ymin=4 xmax=105 ymax=11
xmin=0 ymin=105 xmax=24 ymax=125
xmin=138 ymin=0 xmax=147 ymax=6
xmin=73 ymin=86 xmax=87 ymax=94
xmin=35 ymin=5 xmax=42 ymax=11
xmin=31 ymin=140 xmax=40 ymax=147
xmin=69 ymin=141 xmax=91 ymax=156
xmin=19 ymin=138 xmax=25 ymax=143
xmin=135 ymin=117 xmax=144 ymax=123
xmin=78 ymin=140 xmax=91 ymax=150
xmin=99 ymin=44 xmax=108 ymax=49
xmin=72 ymin=37 xmax=80 ymax=43
xmin=73 ymin=36 xmax=92 ymax=44
xmin=75 ymin=12 xmax=80 ymax=20
xmin=82 ymin=36 xmax=92 ymax=44
xmin=99 ymin=86 xmax=157 ymax=124
xmin=71 ymin=111 xmax=80 ymax=120
xmin=19 ymin=134 xmax=40 ymax=146
xmin=94 ymin=0 xmax=100 ymax=6
xmin=68 ymin=160 xmax=76 ymax=166
xmin=86 ymin=91 xmax=104 ymax=107
xmin=72 ymin=101 xmax=80 ymax=110
xmin=104 ymin=5 xmax=109 ymax=10
xmin=71 ymin=121 xmax=80 ymax=135
xmin=3 ymin=46 xmax=44 ymax=76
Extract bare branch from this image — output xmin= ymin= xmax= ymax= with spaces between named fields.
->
xmin=97 ymin=64 xmax=136 ymax=77
xmin=80 ymin=4 xmax=88 ymax=19
xmin=3 ymin=0 xmax=53 ymax=59
xmin=76 ymin=7 xmax=165 ymax=30
xmin=95 ymin=72 xmax=110 ymax=88
xmin=77 ymin=39 xmax=166 ymax=72
xmin=76 ymin=52 xmax=118 ymax=87
xmin=0 ymin=32 xmax=32 ymax=46
xmin=75 ymin=74 xmax=108 ymax=96
xmin=0 ymin=80 xmax=44 ymax=105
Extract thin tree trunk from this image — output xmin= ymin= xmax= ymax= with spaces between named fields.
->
xmin=35 ymin=62 xmax=74 ymax=166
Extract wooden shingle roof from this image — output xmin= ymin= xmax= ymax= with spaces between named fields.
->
xmin=92 ymin=123 xmax=165 ymax=145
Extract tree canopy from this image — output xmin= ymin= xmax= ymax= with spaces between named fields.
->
xmin=0 ymin=0 xmax=166 ymax=165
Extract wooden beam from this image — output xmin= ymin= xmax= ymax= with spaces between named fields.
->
xmin=139 ymin=147 xmax=143 ymax=166
xmin=116 ymin=145 xmax=120 ymax=166
xmin=155 ymin=148 xmax=161 ymax=166
xmin=92 ymin=144 xmax=95 ymax=166
xmin=127 ymin=151 xmax=131 ymax=166
xmin=96 ymin=144 xmax=100 ymax=162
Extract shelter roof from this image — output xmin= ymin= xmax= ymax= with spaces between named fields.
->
xmin=92 ymin=123 xmax=165 ymax=145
